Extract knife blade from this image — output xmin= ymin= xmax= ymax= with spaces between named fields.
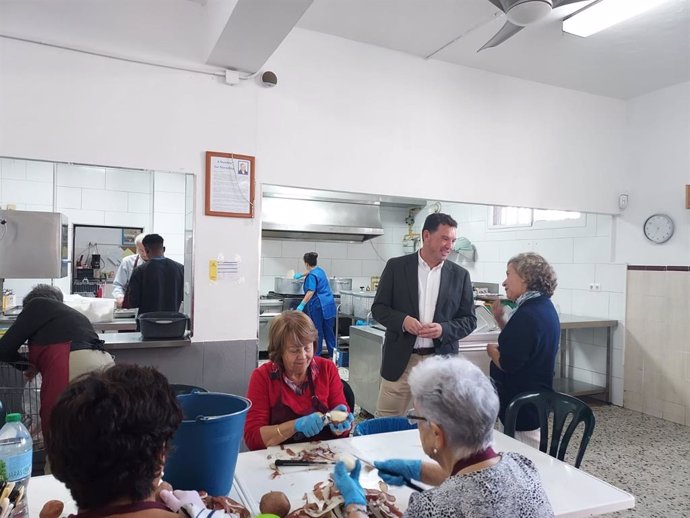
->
xmin=275 ymin=459 xmax=335 ymax=467
xmin=351 ymin=454 xmax=424 ymax=492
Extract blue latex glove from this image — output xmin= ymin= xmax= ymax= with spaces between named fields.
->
xmin=296 ymin=302 xmax=306 ymax=312
xmin=293 ymin=272 xmax=303 ymax=279
xmin=328 ymin=404 xmax=354 ymax=435
xmin=374 ymin=459 xmax=422 ymax=486
xmin=333 ymin=460 xmax=367 ymax=506
xmin=294 ymin=412 xmax=325 ymax=437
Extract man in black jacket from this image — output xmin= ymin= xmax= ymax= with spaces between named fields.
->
xmin=125 ymin=233 xmax=184 ymax=316
xmin=371 ymin=212 xmax=476 ymax=416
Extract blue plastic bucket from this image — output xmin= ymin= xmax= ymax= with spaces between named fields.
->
xmin=164 ymin=392 xmax=251 ymax=495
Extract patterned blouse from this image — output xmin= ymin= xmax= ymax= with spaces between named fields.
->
xmin=405 ymin=452 xmax=554 ymax=518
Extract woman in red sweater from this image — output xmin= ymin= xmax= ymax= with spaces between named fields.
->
xmin=244 ymin=310 xmax=353 ymax=450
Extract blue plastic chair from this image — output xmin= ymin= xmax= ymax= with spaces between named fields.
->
xmin=354 ymin=416 xmax=418 ymax=436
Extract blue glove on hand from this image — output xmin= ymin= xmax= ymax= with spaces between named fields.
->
xmin=374 ymin=459 xmax=422 ymax=486
xmin=333 ymin=460 xmax=367 ymax=506
xmin=294 ymin=412 xmax=325 ymax=437
xmin=296 ymin=302 xmax=306 ymax=312
xmin=328 ymin=404 xmax=354 ymax=435
xmin=293 ymin=272 xmax=303 ymax=279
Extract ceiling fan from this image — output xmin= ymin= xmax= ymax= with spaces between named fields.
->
xmin=480 ymin=0 xmax=589 ymax=51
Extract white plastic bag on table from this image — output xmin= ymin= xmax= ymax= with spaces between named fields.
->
xmin=63 ymin=294 xmax=115 ymax=322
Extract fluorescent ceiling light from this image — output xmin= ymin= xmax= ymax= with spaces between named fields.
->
xmin=563 ymin=0 xmax=670 ymax=37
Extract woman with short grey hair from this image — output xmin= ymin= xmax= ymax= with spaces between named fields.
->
xmin=487 ymin=252 xmax=560 ymax=448
xmin=332 ymin=356 xmax=553 ymax=517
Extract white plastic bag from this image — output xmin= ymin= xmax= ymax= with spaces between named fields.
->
xmin=63 ymin=294 xmax=115 ymax=322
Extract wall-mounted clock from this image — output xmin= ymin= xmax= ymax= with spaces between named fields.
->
xmin=643 ymin=213 xmax=674 ymax=244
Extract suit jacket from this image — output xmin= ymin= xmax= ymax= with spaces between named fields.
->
xmin=371 ymin=252 xmax=477 ymax=381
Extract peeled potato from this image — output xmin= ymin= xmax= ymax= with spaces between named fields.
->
xmin=39 ymin=500 xmax=64 ymax=518
xmin=260 ymin=491 xmax=291 ymax=517
xmin=339 ymin=453 xmax=357 ymax=472
xmin=329 ymin=410 xmax=349 ymax=424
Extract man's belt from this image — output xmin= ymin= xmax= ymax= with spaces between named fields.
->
xmin=412 ymin=348 xmax=435 ymax=356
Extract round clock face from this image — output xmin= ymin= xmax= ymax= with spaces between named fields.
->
xmin=643 ymin=214 xmax=674 ymax=244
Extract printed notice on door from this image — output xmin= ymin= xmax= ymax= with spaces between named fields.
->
xmin=205 ymin=151 xmax=255 ymax=218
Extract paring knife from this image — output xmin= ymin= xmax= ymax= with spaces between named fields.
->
xmin=275 ymin=459 xmax=335 ymax=467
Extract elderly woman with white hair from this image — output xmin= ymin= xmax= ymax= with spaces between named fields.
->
xmin=332 ymin=356 xmax=553 ymax=518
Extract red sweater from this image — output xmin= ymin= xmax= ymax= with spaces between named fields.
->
xmin=243 ymin=357 xmax=349 ymax=451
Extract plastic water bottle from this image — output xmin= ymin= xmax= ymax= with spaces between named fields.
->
xmin=0 ymin=413 xmax=33 ymax=518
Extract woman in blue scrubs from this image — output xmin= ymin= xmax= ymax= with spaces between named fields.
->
xmin=295 ymin=252 xmax=337 ymax=358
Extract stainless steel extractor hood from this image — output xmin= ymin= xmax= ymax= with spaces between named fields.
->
xmin=261 ymin=189 xmax=384 ymax=242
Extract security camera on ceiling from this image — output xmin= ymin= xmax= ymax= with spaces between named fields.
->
xmin=260 ymin=71 xmax=278 ymax=88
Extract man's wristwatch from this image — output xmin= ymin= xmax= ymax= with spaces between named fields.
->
xmin=344 ymin=503 xmax=367 ymax=516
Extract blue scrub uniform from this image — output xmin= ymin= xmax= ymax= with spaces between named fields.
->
xmin=303 ymin=266 xmax=337 ymax=357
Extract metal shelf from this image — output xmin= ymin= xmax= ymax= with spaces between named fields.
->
xmin=557 ymin=315 xmax=618 ymax=404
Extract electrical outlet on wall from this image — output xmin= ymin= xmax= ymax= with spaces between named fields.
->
xmin=588 ymin=283 xmax=601 ymax=291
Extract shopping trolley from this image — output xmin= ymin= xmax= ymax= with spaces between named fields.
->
xmin=0 ymin=362 xmax=45 ymax=474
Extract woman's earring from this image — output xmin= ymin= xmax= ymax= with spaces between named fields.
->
xmin=432 ymin=448 xmax=438 ymax=455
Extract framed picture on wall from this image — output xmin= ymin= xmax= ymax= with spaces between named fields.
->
xmin=205 ymin=151 xmax=256 ymax=218
xmin=122 ymin=227 xmax=142 ymax=246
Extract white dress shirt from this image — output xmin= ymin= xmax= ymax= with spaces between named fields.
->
xmin=111 ymin=254 xmax=142 ymax=299
xmin=415 ymin=251 xmax=443 ymax=349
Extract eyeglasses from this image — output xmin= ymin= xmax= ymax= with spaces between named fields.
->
xmin=405 ymin=409 xmax=428 ymax=426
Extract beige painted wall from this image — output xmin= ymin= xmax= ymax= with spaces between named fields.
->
xmin=624 ymin=269 xmax=690 ymax=425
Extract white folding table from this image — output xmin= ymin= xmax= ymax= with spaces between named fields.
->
xmin=233 ymin=429 xmax=635 ymax=518
xmin=27 ymin=473 xmax=246 ymax=517
xmin=28 ymin=430 xmax=634 ymax=518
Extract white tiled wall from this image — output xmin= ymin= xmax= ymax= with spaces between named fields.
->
xmin=56 ymin=163 xmax=153 ymax=230
xmin=0 ymin=158 xmax=188 ymax=300
xmin=153 ymin=171 xmax=186 ymax=264
xmin=0 ymin=158 xmax=54 ymax=212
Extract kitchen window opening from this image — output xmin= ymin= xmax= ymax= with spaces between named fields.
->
xmin=488 ymin=206 xmax=584 ymax=230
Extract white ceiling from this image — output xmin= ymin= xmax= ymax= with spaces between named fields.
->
xmin=0 ymin=0 xmax=688 ymax=99
xmin=297 ymin=0 xmax=690 ymax=99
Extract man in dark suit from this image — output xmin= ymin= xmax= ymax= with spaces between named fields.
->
xmin=371 ymin=212 xmax=476 ymax=416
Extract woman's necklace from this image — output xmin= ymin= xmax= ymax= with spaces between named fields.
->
xmin=451 ymin=447 xmax=499 ymax=476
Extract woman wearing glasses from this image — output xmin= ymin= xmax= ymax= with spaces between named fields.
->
xmin=332 ymin=356 xmax=553 ymax=518
xmin=243 ymin=310 xmax=354 ymax=450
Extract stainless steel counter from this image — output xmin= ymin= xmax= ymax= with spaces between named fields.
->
xmin=101 ymin=332 xmax=191 ymax=350
xmin=559 ymin=314 xmax=618 ymax=329
xmin=348 ymin=325 xmax=498 ymax=414
xmin=1 ymin=317 xmax=138 ymax=333
xmin=348 ymin=314 xmax=619 ymax=413
xmin=2 ymin=329 xmax=190 ymax=352
xmin=93 ymin=319 xmax=137 ymax=332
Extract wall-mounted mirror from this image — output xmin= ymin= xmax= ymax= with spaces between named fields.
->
xmin=0 ymin=157 xmax=194 ymax=331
